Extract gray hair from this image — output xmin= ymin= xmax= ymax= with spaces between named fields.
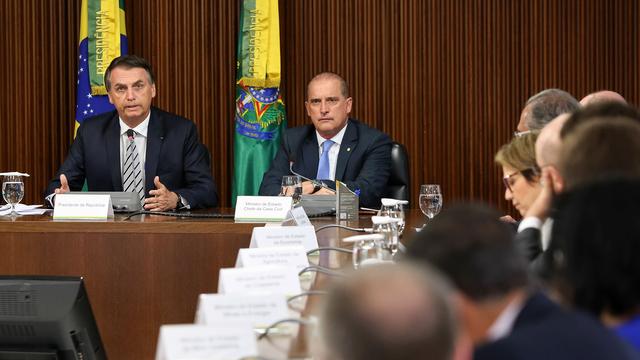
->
xmin=525 ymin=89 xmax=579 ymax=130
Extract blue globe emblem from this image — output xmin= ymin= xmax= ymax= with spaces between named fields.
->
xmin=249 ymin=87 xmax=279 ymax=104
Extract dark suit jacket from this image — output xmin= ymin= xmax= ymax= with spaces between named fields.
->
xmin=474 ymin=292 xmax=640 ymax=360
xmin=258 ymin=119 xmax=392 ymax=208
xmin=516 ymin=226 xmax=558 ymax=279
xmin=45 ymin=107 xmax=218 ymax=209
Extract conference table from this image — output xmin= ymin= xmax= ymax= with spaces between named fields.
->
xmin=0 ymin=209 xmax=426 ymax=359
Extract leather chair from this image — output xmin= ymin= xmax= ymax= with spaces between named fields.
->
xmin=384 ymin=142 xmax=410 ymax=201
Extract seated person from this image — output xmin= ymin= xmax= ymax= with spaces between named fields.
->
xmin=494 ymin=132 xmax=551 ymax=263
xmin=405 ymin=204 xmax=638 ymax=360
xmin=315 ymin=263 xmax=458 ymax=360
xmin=258 ymin=72 xmax=392 ymax=209
xmin=45 ymin=55 xmax=218 ymax=211
xmin=553 ymin=179 xmax=640 ymax=352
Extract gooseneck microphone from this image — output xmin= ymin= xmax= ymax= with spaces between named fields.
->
xmin=283 ymin=132 xmax=336 ymax=194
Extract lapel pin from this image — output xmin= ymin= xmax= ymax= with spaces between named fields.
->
xmin=347 ymin=147 xmax=351 ymax=152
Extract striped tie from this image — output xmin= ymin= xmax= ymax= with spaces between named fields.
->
xmin=123 ymin=129 xmax=145 ymax=204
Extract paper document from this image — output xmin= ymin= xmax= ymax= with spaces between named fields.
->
xmin=0 ymin=204 xmax=47 ymax=216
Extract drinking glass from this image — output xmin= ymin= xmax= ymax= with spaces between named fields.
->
xmin=343 ymin=234 xmax=386 ymax=269
xmin=377 ymin=199 xmax=408 ymax=235
xmin=419 ymin=184 xmax=443 ymax=221
xmin=2 ymin=175 xmax=25 ymax=216
xmin=371 ymin=216 xmax=400 ymax=257
xmin=280 ymin=175 xmax=302 ymax=205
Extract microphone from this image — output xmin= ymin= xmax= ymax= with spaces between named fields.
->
xmin=289 ymin=161 xmax=336 ymax=194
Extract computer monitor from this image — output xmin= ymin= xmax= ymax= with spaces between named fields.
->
xmin=0 ymin=276 xmax=107 ymax=360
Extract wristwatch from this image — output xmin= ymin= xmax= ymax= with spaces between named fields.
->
xmin=311 ymin=180 xmax=323 ymax=194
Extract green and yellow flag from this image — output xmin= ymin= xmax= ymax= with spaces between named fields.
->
xmin=232 ymin=0 xmax=286 ymax=206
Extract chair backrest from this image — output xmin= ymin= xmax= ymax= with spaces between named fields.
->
xmin=384 ymin=142 xmax=410 ymax=201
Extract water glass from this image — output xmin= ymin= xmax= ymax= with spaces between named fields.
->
xmin=419 ymin=184 xmax=443 ymax=220
xmin=343 ymin=234 xmax=386 ymax=269
xmin=2 ymin=175 xmax=25 ymax=216
xmin=280 ymin=175 xmax=302 ymax=205
xmin=378 ymin=198 xmax=408 ymax=235
xmin=371 ymin=216 xmax=400 ymax=257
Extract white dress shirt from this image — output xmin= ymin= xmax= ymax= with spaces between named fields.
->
xmin=315 ymin=122 xmax=348 ymax=180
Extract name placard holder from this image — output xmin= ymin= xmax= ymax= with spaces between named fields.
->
xmin=235 ymin=246 xmax=309 ymax=272
xmin=249 ymin=225 xmax=318 ymax=252
xmin=283 ymin=206 xmax=312 ymax=226
xmin=336 ymin=180 xmax=358 ymax=220
xmin=155 ymin=324 xmax=257 ymax=360
xmin=234 ymin=196 xmax=292 ymax=222
xmin=218 ymin=265 xmax=301 ymax=295
xmin=53 ymin=194 xmax=113 ymax=220
xmin=195 ymin=293 xmax=288 ymax=329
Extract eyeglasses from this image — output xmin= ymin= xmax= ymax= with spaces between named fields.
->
xmin=307 ymin=97 xmax=342 ymax=108
xmin=513 ymin=130 xmax=532 ymax=138
xmin=502 ymin=167 xmax=539 ymax=192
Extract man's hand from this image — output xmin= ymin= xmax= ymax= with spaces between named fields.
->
xmin=525 ymin=168 xmax=554 ymax=220
xmin=301 ymin=181 xmax=315 ymax=194
xmin=145 ymin=176 xmax=179 ymax=211
xmin=314 ymin=187 xmax=334 ymax=195
xmin=54 ymin=174 xmax=70 ymax=194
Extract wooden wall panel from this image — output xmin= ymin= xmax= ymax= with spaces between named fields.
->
xmin=0 ymin=0 xmax=638 ymax=215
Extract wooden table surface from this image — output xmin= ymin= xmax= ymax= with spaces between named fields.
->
xmin=0 ymin=209 xmax=427 ymax=359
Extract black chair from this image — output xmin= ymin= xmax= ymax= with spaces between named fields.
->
xmin=384 ymin=142 xmax=410 ymax=201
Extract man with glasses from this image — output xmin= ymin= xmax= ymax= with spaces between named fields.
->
xmin=259 ymin=72 xmax=392 ymax=208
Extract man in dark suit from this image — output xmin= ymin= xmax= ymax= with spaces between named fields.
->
xmin=46 ymin=55 xmax=217 ymax=210
xmin=258 ymin=72 xmax=391 ymax=208
xmin=405 ymin=204 xmax=638 ymax=360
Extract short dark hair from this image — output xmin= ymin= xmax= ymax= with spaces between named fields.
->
xmin=405 ymin=204 xmax=529 ymax=301
xmin=104 ymin=55 xmax=156 ymax=91
xmin=525 ymin=89 xmax=580 ymax=130
xmin=560 ymin=102 xmax=640 ymax=139
xmin=307 ymin=72 xmax=349 ymax=98
xmin=320 ymin=264 xmax=456 ymax=360
xmin=559 ymin=117 xmax=640 ymax=190
xmin=553 ymin=179 xmax=640 ymax=317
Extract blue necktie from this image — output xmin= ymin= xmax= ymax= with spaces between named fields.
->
xmin=316 ymin=140 xmax=335 ymax=180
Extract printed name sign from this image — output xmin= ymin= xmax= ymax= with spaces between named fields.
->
xmin=155 ymin=324 xmax=257 ymax=360
xmin=234 ymin=196 xmax=292 ymax=222
xmin=218 ymin=265 xmax=301 ymax=295
xmin=195 ymin=293 xmax=288 ymax=329
xmin=53 ymin=194 xmax=113 ymax=220
xmin=287 ymin=206 xmax=312 ymax=226
xmin=249 ymin=225 xmax=318 ymax=252
xmin=236 ymin=246 xmax=309 ymax=272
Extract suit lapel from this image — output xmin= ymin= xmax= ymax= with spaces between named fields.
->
xmin=106 ymin=112 xmax=123 ymax=191
xmin=145 ymin=108 xmax=165 ymax=193
xmin=298 ymin=130 xmax=319 ymax=179
xmin=335 ymin=121 xmax=357 ymax=180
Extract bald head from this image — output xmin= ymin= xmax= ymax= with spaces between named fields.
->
xmin=535 ymin=113 xmax=570 ymax=168
xmin=580 ymin=90 xmax=626 ymax=107
xmin=319 ymin=264 xmax=456 ymax=360
xmin=307 ymin=72 xmax=349 ymax=98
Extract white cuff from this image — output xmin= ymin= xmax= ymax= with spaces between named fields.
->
xmin=518 ymin=216 xmax=542 ymax=232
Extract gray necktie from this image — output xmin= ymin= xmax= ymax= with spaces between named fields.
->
xmin=122 ymin=129 xmax=145 ymax=204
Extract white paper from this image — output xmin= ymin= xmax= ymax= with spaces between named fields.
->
xmin=218 ymin=265 xmax=301 ymax=296
xmin=234 ymin=196 xmax=292 ymax=222
xmin=195 ymin=293 xmax=288 ymax=329
xmin=155 ymin=324 xmax=257 ymax=360
xmin=0 ymin=204 xmax=47 ymax=216
xmin=249 ymin=225 xmax=318 ymax=252
xmin=236 ymin=246 xmax=309 ymax=272
xmin=53 ymin=194 xmax=113 ymax=220
xmin=0 ymin=172 xmax=29 ymax=177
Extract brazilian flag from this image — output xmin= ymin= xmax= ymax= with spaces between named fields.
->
xmin=74 ymin=0 xmax=127 ymax=133
xmin=232 ymin=0 xmax=286 ymax=206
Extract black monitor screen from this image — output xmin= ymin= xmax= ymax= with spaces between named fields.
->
xmin=0 ymin=276 xmax=106 ymax=360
